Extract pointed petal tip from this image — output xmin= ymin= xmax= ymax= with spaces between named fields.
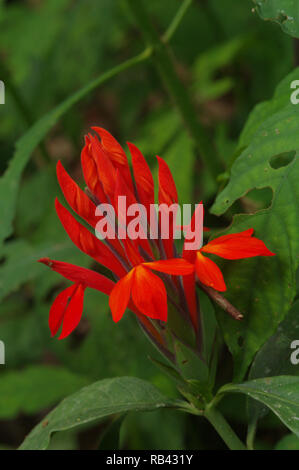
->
xmin=38 ymin=257 xmax=51 ymax=266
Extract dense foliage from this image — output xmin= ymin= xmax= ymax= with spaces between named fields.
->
xmin=0 ymin=0 xmax=299 ymax=450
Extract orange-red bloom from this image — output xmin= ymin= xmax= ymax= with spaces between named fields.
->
xmin=109 ymin=259 xmax=193 ymax=323
xmin=183 ymin=205 xmax=275 ymax=293
xmin=39 ymin=128 xmax=274 ymax=342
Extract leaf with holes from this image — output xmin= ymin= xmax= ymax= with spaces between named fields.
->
xmin=19 ymin=377 xmax=179 ymax=450
xmin=220 ymin=376 xmax=299 ymax=437
xmin=253 ymin=0 xmax=299 ymax=39
xmin=211 ymin=68 xmax=299 ymax=381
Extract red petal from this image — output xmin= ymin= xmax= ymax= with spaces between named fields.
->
xmin=93 ymin=127 xmax=127 ymax=166
xmin=93 ymin=127 xmax=134 ymax=193
xmin=183 ymin=202 xmax=204 ymax=257
xmin=157 ymin=156 xmax=178 ymax=258
xmin=38 ymin=258 xmax=115 ymax=294
xmin=81 ymin=137 xmax=107 ymax=203
xmin=59 ymin=283 xmax=85 ymax=340
xmin=202 ymin=229 xmax=275 ymax=259
xmin=114 ymin=170 xmax=154 ymax=260
xmin=157 ymin=156 xmax=178 ymax=205
xmin=128 ymin=142 xmax=155 ymax=209
xmin=109 ymin=270 xmax=134 ymax=322
xmin=131 ymin=266 xmax=167 ymax=321
xmin=114 ymin=169 xmax=137 ymax=221
xmin=144 ymin=259 xmax=194 ymax=275
xmin=49 ymin=284 xmax=77 ymax=336
xmin=89 ymin=134 xmax=116 ymax=200
xmin=195 ymin=252 xmax=226 ymax=292
xmin=57 ymin=160 xmax=98 ymax=228
xmin=55 ymin=198 xmax=126 ymax=278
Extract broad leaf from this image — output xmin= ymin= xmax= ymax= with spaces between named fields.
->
xmin=253 ymin=0 xmax=299 ymax=39
xmin=19 ymin=376 xmax=179 ymax=450
xmin=248 ymin=300 xmax=299 ymax=426
xmin=220 ymin=376 xmax=299 ymax=437
xmin=211 ymin=68 xmax=299 ymax=380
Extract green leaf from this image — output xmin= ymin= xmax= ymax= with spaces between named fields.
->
xmin=174 ymin=341 xmax=209 ymax=384
xmin=0 ymin=238 xmax=86 ymax=302
xmin=135 ymin=109 xmax=195 ymax=204
xmin=238 ymin=68 xmax=299 ymax=148
xmin=253 ymin=0 xmax=299 ymax=39
xmin=211 ymin=68 xmax=299 ymax=380
xmin=19 ymin=376 xmax=179 ymax=450
xmin=193 ymin=36 xmax=247 ymax=102
xmin=0 ymin=366 xmax=89 ymax=420
xmin=220 ymin=376 xmax=299 ymax=437
xmin=248 ymin=299 xmax=299 ymax=426
xmin=275 ymin=433 xmax=299 ymax=450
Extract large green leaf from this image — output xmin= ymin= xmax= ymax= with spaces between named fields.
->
xmin=253 ymin=0 xmax=299 ymax=38
xmin=19 ymin=377 xmax=179 ymax=450
xmin=0 ymin=366 xmax=89 ymax=419
xmin=211 ymin=68 xmax=299 ymax=380
xmin=220 ymin=376 xmax=299 ymax=437
xmin=248 ymin=299 xmax=299 ymax=425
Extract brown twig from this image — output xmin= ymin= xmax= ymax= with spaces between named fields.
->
xmin=197 ymin=281 xmax=243 ymax=321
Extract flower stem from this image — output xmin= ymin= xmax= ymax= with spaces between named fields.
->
xmin=198 ymin=281 xmax=244 ymax=321
xmin=204 ymin=405 xmax=247 ymax=450
xmin=126 ymin=0 xmax=223 ymax=180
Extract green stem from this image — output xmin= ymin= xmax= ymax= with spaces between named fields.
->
xmin=70 ymin=47 xmax=152 ymax=104
xmin=246 ymin=420 xmax=257 ymax=450
xmin=163 ymin=0 xmax=193 ymax=42
xmin=204 ymin=405 xmax=247 ymax=450
xmin=126 ymin=0 xmax=223 ymax=180
xmin=0 ymin=59 xmax=51 ymax=164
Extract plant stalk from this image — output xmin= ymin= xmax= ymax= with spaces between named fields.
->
xmin=126 ymin=0 xmax=223 ymax=180
xmin=204 ymin=405 xmax=247 ymax=450
xmin=198 ymin=281 xmax=243 ymax=320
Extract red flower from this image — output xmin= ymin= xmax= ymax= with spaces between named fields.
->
xmin=183 ymin=204 xmax=275 ymax=293
xmin=39 ymin=128 xmax=274 ymax=342
xmin=38 ymin=259 xmax=115 ymax=340
xmin=39 ymin=128 xmax=193 ymax=340
xmin=109 ymin=259 xmax=193 ymax=322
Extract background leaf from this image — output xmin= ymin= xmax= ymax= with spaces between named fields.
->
xmin=275 ymin=433 xmax=299 ymax=449
xmin=0 ymin=366 xmax=89 ymax=420
xmin=253 ymin=0 xmax=299 ymax=38
xmin=221 ymin=376 xmax=299 ymax=437
xmin=247 ymin=299 xmax=299 ymax=428
xmin=19 ymin=376 xmax=178 ymax=450
xmin=211 ymin=68 xmax=299 ymax=380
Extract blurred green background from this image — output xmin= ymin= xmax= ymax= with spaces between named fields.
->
xmin=0 ymin=0 xmax=296 ymax=449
